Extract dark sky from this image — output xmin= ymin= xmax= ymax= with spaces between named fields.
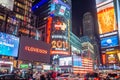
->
xmin=72 ymin=0 xmax=98 ymax=37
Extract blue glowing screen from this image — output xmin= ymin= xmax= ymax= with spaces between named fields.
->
xmin=101 ymin=35 xmax=118 ymax=48
xmin=0 ymin=32 xmax=19 ymax=57
xmin=73 ymin=55 xmax=82 ymax=67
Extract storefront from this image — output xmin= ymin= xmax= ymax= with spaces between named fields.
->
xmin=0 ymin=60 xmax=13 ymax=73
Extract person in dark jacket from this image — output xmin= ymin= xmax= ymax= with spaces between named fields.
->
xmin=40 ymin=74 xmax=46 ymax=80
xmin=46 ymin=73 xmax=51 ymax=80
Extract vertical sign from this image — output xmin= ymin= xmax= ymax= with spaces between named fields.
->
xmin=50 ymin=16 xmax=69 ymax=55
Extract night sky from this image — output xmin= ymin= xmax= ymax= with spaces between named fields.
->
xmin=72 ymin=0 xmax=98 ymax=37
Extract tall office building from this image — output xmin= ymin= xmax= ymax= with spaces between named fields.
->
xmin=0 ymin=0 xmax=41 ymax=39
xmin=32 ymin=0 xmax=71 ymax=55
xmin=32 ymin=0 xmax=51 ymax=41
xmin=72 ymin=0 xmax=100 ymax=64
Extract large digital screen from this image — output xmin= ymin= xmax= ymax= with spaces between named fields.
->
xmin=51 ymin=16 xmax=69 ymax=55
xmin=101 ymin=35 xmax=118 ymax=48
xmin=59 ymin=57 xmax=72 ymax=66
xmin=18 ymin=36 xmax=51 ymax=63
xmin=97 ymin=2 xmax=117 ymax=34
xmin=73 ymin=55 xmax=82 ymax=67
xmin=0 ymin=0 xmax=14 ymax=11
xmin=107 ymin=54 xmax=117 ymax=64
xmin=0 ymin=32 xmax=19 ymax=57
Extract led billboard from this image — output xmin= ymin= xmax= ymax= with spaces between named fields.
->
xmin=107 ymin=54 xmax=117 ymax=64
xmin=18 ymin=36 xmax=51 ymax=63
xmin=73 ymin=55 xmax=82 ymax=67
xmin=101 ymin=35 xmax=119 ymax=48
xmin=0 ymin=32 xmax=19 ymax=57
xmin=97 ymin=2 xmax=117 ymax=34
xmin=59 ymin=57 xmax=72 ymax=66
xmin=51 ymin=16 xmax=69 ymax=55
xmin=20 ymin=64 xmax=29 ymax=69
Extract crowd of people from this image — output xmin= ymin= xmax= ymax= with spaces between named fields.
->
xmin=0 ymin=69 xmax=60 ymax=80
xmin=84 ymin=71 xmax=120 ymax=80
xmin=0 ymin=69 xmax=120 ymax=80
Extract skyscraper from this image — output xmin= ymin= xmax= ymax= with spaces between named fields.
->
xmin=32 ymin=0 xmax=72 ymax=55
xmin=72 ymin=0 xmax=100 ymax=63
xmin=0 ymin=0 xmax=40 ymax=39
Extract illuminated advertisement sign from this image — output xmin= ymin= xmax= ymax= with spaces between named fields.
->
xmin=96 ymin=0 xmax=112 ymax=5
xmin=20 ymin=64 xmax=29 ymax=69
xmin=53 ymin=0 xmax=70 ymax=10
xmin=50 ymin=0 xmax=71 ymax=19
xmin=42 ymin=65 xmax=51 ymax=70
xmin=73 ymin=55 xmax=82 ymax=67
xmin=117 ymin=52 xmax=120 ymax=61
xmin=100 ymin=31 xmax=118 ymax=38
xmin=0 ymin=32 xmax=19 ymax=57
xmin=73 ymin=58 xmax=93 ymax=74
xmin=102 ymin=54 xmax=106 ymax=64
xmin=100 ymin=35 xmax=119 ymax=48
xmin=107 ymin=54 xmax=117 ymax=64
xmin=58 ymin=5 xmax=66 ymax=15
xmin=0 ymin=0 xmax=14 ymax=11
xmin=97 ymin=2 xmax=117 ymax=34
xmin=59 ymin=57 xmax=72 ymax=66
xmin=18 ymin=36 xmax=51 ymax=63
xmin=51 ymin=16 xmax=69 ymax=55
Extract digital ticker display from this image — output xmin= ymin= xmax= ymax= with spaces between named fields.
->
xmin=101 ymin=35 xmax=118 ymax=48
xmin=96 ymin=0 xmax=109 ymax=5
xmin=0 ymin=32 xmax=19 ymax=57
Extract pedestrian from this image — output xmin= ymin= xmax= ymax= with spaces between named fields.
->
xmin=40 ymin=73 xmax=46 ymax=80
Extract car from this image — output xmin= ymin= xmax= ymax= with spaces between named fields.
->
xmin=55 ymin=73 xmax=80 ymax=80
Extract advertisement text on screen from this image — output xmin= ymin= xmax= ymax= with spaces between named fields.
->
xmin=25 ymin=46 xmax=48 ymax=54
xmin=100 ymin=31 xmax=118 ymax=38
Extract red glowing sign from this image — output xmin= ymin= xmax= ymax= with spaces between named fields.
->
xmin=46 ymin=17 xmax=52 ymax=43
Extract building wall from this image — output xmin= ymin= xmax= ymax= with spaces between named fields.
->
xmin=0 ymin=0 xmax=42 ymax=40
